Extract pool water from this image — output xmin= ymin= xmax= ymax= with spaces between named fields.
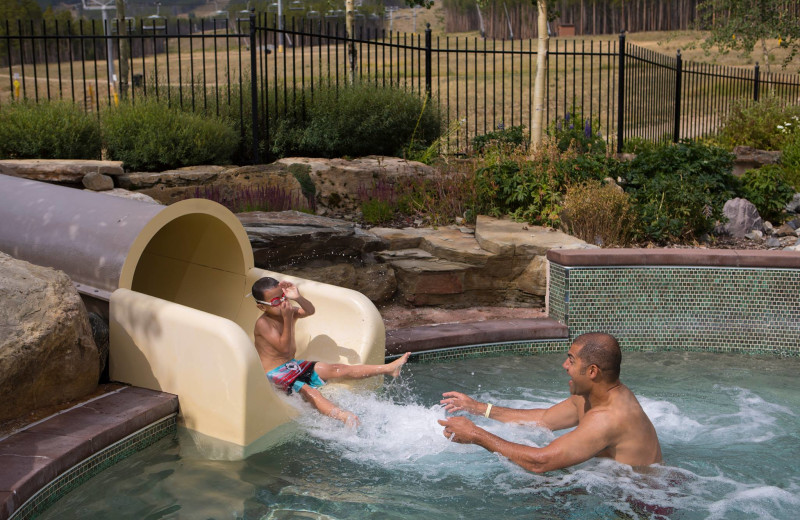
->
xmin=40 ymin=352 xmax=800 ymax=519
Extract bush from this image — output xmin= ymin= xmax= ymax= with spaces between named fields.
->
xmin=738 ymin=165 xmax=796 ymax=224
xmin=471 ymin=124 xmax=527 ymax=154
xmin=397 ymin=169 xmax=478 ymax=225
xmin=271 ymin=83 xmax=442 ymax=158
xmin=562 ymin=180 xmax=633 ymax=246
xmin=0 ymin=100 xmax=101 ymax=159
xmin=474 ymin=139 xmax=571 ymax=226
xmin=358 ymin=180 xmax=398 ymax=225
xmin=717 ymin=96 xmax=800 ymax=151
xmin=102 ymin=99 xmax=239 ymax=171
xmin=621 ymin=140 xmax=738 ymax=243
xmin=777 ymin=132 xmax=800 ymax=191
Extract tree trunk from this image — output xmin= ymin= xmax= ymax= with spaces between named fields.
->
xmin=116 ymin=0 xmax=129 ymax=100
xmin=531 ymin=0 xmax=548 ymax=151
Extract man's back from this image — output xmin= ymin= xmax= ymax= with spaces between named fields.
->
xmin=574 ymin=384 xmax=662 ymax=466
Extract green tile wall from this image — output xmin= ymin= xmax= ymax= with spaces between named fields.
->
xmin=408 ymin=339 xmax=571 ymax=363
xmin=550 ymin=263 xmax=800 ymax=356
xmin=10 ymin=415 xmax=177 ymax=520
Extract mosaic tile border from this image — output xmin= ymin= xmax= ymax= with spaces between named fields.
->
xmin=550 ymin=263 xmax=800 ymax=357
xmin=387 ymin=339 xmax=571 ymax=364
xmin=9 ymin=414 xmax=177 ymax=520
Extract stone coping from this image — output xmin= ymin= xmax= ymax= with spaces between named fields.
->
xmin=0 ymin=386 xmax=178 ymax=520
xmin=385 ymin=318 xmax=568 ymax=356
xmin=546 ymin=248 xmax=800 ymax=268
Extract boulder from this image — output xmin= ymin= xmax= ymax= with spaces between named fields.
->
xmin=238 ymin=210 xmax=388 ymax=268
xmin=0 ymin=159 xmax=124 ymax=184
xmin=283 ymin=263 xmax=397 ymax=304
xmin=720 ymin=198 xmax=763 ymax=238
xmin=276 ymin=156 xmax=436 ymax=213
xmin=732 ymin=146 xmax=781 ymax=176
xmin=117 ymin=164 xmax=304 ymax=206
xmin=82 ymin=172 xmax=114 ymax=191
xmin=786 ymin=193 xmax=800 ymax=214
xmin=0 ymin=253 xmax=99 ymax=422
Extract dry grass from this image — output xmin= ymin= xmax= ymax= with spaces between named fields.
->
xmin=2 ymin=26 xmax=797 ymax=146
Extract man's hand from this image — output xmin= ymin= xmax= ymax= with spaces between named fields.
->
xmin=441 ymin=391 xmax=482 ymax=415
xmin=279 ymin=280 xmax=300 ymax=300
xmin=438 ymin=416 xmax=481 ymax=444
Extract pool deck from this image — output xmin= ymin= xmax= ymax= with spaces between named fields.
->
xmin=0 ymin=317 xmax=562 ymax=520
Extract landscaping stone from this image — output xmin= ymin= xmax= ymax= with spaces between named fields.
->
xmin=0 ymin=159 xmax=124 ymax=184
xmin=238 ymin=210 xmax=388 ymax=268
xmin=93 ymin=188 xmax=162 ymax=204
xmin=276 ymin=156 xmax=435 ymax=214
xmin=283 ymin=263 xmax=397 ymax=304
xmin=774 ymin=223 xmax=798 ymax=237
xmin=786 ymin=193 xmax=800 ymax=214
xmin=474 ymin=215 xmax=594 ymax=256
xmin=0 ymin=253 xmax=99 ymax=423
xmin=720 ymin=198 xmax=763 ymax=237
xmin=81 ymin=172 xmax=114 ymax=191
xmin=732 ymin=146 xmax=781 ymax=176
xmin=117 ymin=164 xmax=306 ymax=205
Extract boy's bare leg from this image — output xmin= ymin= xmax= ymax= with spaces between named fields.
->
xmin=299 ymin=385 xmax=359 ymax=427
xmin=314 ymin=352 xmax=410 ymax=382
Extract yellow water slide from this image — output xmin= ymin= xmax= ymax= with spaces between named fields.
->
xmin=0 ymin=175 xmax=385 ymax=459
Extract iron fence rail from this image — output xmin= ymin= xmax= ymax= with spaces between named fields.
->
xmin=4 ymin=15 xmax=800 ymax=161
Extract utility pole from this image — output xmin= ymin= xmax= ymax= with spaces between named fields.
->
xmin=82 ymin=0 xmax=116 ymax=91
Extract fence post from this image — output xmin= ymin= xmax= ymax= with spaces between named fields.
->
xmin=249 ymin=10 xmax=260 ymax=164
xmin=616 ymin=31 xmax=626 ymax=154
xmin=425 ymin=23 xmax=432 ymax=98
xmin=754 ymin=62 xmax=760 ymax=102
xmin=673 ymin=49 xmax=682 ymax=143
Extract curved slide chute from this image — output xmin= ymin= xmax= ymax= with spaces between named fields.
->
xmin=0 ymin=174 xmax=385 ymax=459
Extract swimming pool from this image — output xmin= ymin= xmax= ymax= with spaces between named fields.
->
xmin=39 ymin=352 xmax=800 ymax=519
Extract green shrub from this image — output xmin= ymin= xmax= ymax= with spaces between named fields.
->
xmin=397 ymin=169 xmax=478 ymax=225
xmin=361 ymin=198 xmax=395 ymax=224
xmin=777 ymin=132 xmax=800 ymax=191
xmin=0 ymin=100 xmax=101 ymax=159
xmin=549 ymin=110 xmax=607 ymax=155
xmin=621 ymin=140 xmax=738 ymax=243
xmin=717 ymin=96 xmax=800 ymax=150
xmin=562 ymin=179 xmax=634 ymax=246
xmin=738 ymin=165 xmax=795 ymax=223
xmin=102 ymin=99 xmax=238 ymax=171
xmin=474 ymin=140 xmax=569 ymax=226
xmin=271 ymin=83 xmax=442 ymax=158
xmin=471 ymin=124 xmax=527 ymax=154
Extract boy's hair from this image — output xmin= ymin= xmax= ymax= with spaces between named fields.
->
xmin=252 ymin=277 xmax=279 ymax=301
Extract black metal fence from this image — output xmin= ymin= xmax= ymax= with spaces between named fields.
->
xmin=3 ymin=14 xmax=800 ymax=161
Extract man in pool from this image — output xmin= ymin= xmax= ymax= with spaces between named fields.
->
xmin=252 ymin=276 xmax=410 ymax=427
xmin=438 ymin=332 xmax=662 ymax=473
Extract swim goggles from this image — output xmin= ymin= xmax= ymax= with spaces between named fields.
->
xmin=256 ymin=293 xmax=286 ymax=306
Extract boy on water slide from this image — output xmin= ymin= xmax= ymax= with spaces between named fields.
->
xmin=252 ymin=277 xmax=409 ymax=427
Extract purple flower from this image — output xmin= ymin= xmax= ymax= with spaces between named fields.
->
xmin=564 ymin=112 xmax=571 ymax=122
xmin=584 ymin=120 xmax=592 ymax=138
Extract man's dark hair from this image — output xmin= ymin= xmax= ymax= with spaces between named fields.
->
xmin=252 ymin=277 xmax=279 ymax=301
xmin=574 ymin=332 xmax=622 ymax=381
